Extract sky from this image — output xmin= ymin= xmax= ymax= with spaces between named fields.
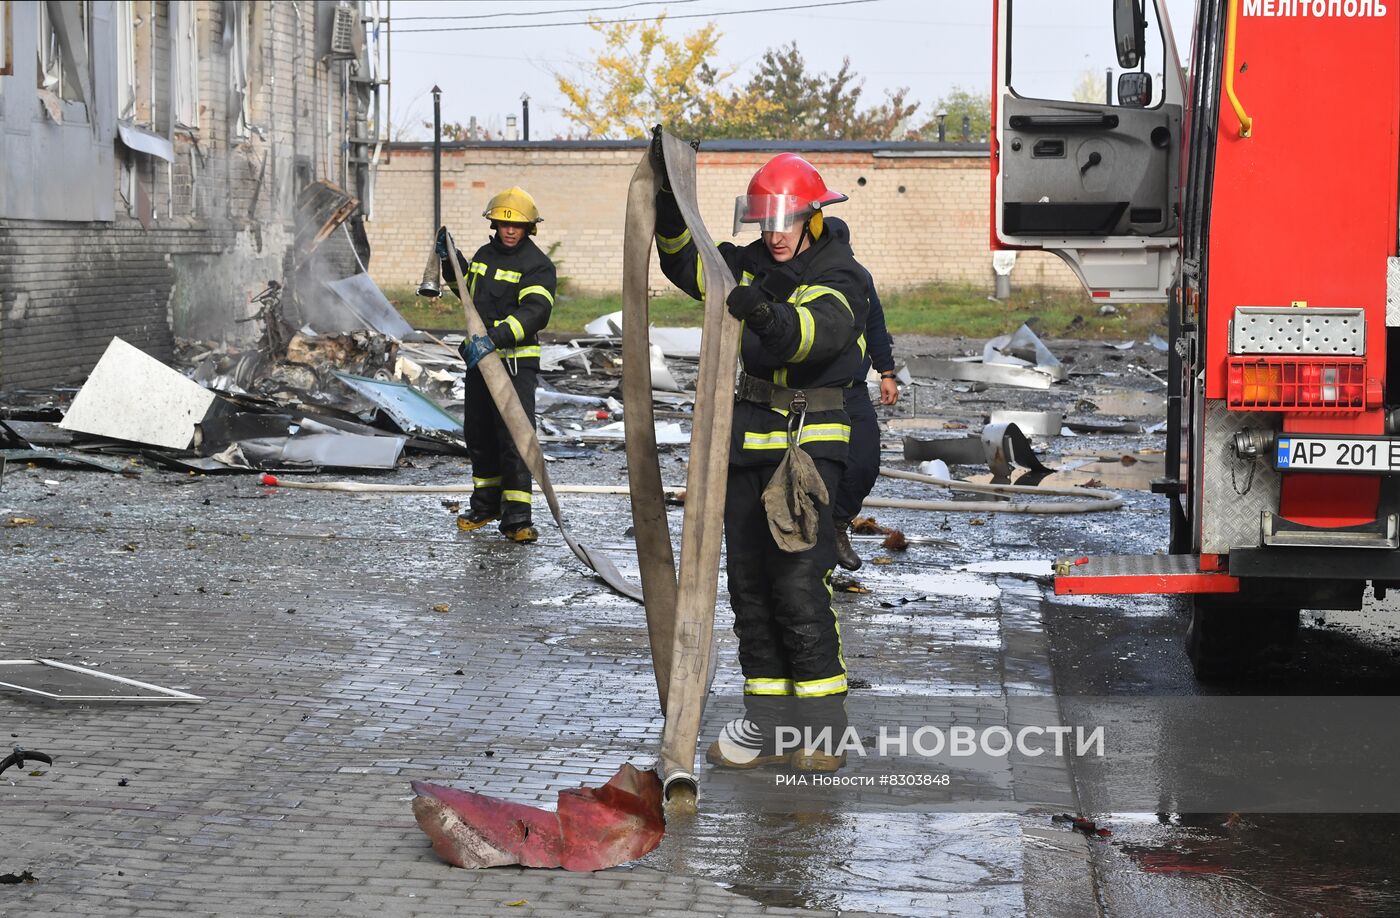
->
xmin=386 ymin=0 xmax=1198 ymax=141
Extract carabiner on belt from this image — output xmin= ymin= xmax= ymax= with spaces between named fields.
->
xmin=786 ymin=391 xmax=808 ymax=447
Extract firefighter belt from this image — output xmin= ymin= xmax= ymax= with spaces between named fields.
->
xmin=735 ymin=373 xmax=846 ymax=413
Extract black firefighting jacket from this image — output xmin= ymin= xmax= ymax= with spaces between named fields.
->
xmin=654 ymin=188 xmax=869 ymax=467
xmin=444 ymin=234 xmax=556 ymax=369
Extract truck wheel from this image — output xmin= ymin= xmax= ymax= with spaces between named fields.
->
xmin=1186 ymin=597 xmax=1299 ymax=681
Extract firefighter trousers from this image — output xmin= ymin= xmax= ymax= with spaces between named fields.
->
xmin=725 ymin=458 xmax=849 ymax=723
xmin=833 ymin=386 xmax=879 ymax=525
xmin=463 ymin=364 xmax=537 ymax=529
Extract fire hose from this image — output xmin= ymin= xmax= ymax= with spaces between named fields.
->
xmin=268 ymin=133 xmax=1120 ymax=815
xmin=622 ymin=131 xmax=740 ymax=809
xmin=872 ymin=468 xmax=1123 ymax=513
xmin=439 ymin=235 xmax=644 ymax=603
xmin=258 ymin=475 xmax=1121 ymax=514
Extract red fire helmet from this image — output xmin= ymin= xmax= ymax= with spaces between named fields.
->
xmin=734 ymin=153 xmax=848 ymax=235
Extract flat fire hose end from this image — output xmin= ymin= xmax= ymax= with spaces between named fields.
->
xmin=662 ymin=771 xmax=698 ymax=815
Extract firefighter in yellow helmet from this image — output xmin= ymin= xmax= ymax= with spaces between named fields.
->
xmin=437 ymin=187 xmax=556 ymax=543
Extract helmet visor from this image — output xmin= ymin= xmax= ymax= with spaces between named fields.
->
xmin=733 ymin=194 xmax=813 ymax=236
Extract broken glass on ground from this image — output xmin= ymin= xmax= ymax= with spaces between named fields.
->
xmin=0 ymin=659 xmax=204 ymax=703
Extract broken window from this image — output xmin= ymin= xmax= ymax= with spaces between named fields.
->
xmin=115 ymin=0 xmax=135 ymax=121
xmin=171 ymin=0 xmax=198 ymax=131
xmin=115 ymin=0 xmax=172 ymax=221
xmin=1 ymin=0 xmax=13 ymax=78
xmin=36 ymin=0 xmax=91 ymax=113
xmin=225 ymin=0 xmax=248 ymax=136
xmin=0 ymin=1 xmax=113 ymax=221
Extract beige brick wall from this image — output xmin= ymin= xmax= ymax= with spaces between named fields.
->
xmin=367 ymin=145 xmax=1083 ymax=297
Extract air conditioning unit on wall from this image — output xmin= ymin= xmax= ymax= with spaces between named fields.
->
xmin=330 ymin=3 xmax=356 ymax=58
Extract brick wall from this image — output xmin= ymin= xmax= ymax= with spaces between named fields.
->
xmin=366 ymin=143 xmax=1084 ymax=297
xmin=0 ymin=1 xmax=371 ymax=391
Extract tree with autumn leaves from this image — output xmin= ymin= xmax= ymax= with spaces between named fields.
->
xmin=552 ymin=15 xmax=982 ymax=142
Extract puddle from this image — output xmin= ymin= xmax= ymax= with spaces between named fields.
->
xmin=874 ymin=570 xmax=1003 ymax=602
xmin=1092 ymin=812 xmax=1400 ymax=918
xmin=647 ymin=810 xmax=1024 ymax=918
xmin=958 ymin=559 xmax=1054 ymax=578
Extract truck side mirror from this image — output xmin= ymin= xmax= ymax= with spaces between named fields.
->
xmin=1113 ymin=0 xmax=1146 ymax=69
xmin=1118 ymin=72 xmax=1153 ymax=108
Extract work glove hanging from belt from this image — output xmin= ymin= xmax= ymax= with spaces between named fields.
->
xmin=761 ymin=444 xmax=830 ymax=553
xmin=457 ymin=334 xmax=496 ymax=371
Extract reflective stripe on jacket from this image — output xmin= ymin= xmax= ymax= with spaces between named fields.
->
xmin=654 ymin=188 xmax=869 ymax=466
xmin=444 ymin=234 xmax=556 ymax=367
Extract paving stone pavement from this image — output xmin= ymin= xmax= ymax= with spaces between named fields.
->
xmin=0 ymin=453 xmax=1157 ymax=916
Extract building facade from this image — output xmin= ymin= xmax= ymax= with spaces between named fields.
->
xmin=0 ymin=0 xmax=389 ymax=390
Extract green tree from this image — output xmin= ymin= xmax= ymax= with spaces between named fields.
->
xmin=917 ymin=86 xmax=991 ymax=142
xmin=717 ymin=43 xmax=918 ymax=141
xmin=552 ymin=16 xmax=771 ymax=139
xmin=554 ymin=23 xmax=915 ymax=141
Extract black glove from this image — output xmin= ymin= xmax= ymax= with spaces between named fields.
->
xmin=439 ymin=249 xmax=469 ymax=294
xmin=486 ymin=323 xmax=515 ymax=349
xmin=756 ymin=263 xmax=801 ymax=303
xmin=435 ymin=225 xmax=455 ymax=259
xmin=726 ymin=284 xmax=774 ymax=330
xmin=649 ymin=125 xmax=669 ymax=189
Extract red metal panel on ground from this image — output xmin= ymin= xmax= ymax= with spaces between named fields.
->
xmin=1055 ymin=573 xmax=1240 ymax=596
xmin=1053 ymin=554 xmax=1240 ymax=596
xmin=1204 ymin=8 xmax=1400 ymax=529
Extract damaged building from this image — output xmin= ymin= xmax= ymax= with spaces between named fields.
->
xmin=0 ymin=0 xmax=391 ymax=392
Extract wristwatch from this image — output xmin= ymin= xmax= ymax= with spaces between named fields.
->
xmin=879 ymin=371 xmax=898 ymax=380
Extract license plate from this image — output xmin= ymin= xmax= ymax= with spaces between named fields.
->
xmin=1275 ymin=436 xmax=1400 ymax=473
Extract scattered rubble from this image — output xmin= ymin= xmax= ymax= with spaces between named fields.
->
xmin=906 ymin=324 xmax=1065 ymax=390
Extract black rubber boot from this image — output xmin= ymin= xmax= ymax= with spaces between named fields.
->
xmin=457 ymin=510 xmax=498 ymax=532
xmin=833 ymin=518 xmax=862 ymax=571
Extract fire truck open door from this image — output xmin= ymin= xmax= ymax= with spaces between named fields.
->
xmin=992 ymin=0 xmax=1187 ymax=303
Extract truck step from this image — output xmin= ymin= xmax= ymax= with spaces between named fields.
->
xmin=1054 ymin=554 xmax=1239 ymax=596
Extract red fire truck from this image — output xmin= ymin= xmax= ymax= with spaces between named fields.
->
xmin=992 ymin=0 xmax=1400 ymax=677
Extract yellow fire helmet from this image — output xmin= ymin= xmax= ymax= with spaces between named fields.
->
xmin=482 ymin=186 xmax=542 ymax=233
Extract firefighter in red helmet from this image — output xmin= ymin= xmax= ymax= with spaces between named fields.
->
xmin=652 ymin=137 xmax=868 ymax=772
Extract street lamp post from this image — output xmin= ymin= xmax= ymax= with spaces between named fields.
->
xmin=431 ymin=85 xmax=442 ymax=234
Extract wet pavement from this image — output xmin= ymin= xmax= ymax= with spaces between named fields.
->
xmin=3 ymin=334 xmax=1398 ymax=916
xmin=1 ymin=447 xmax=1073 ymax=917
xmin=1038 ymin=481 xmax=1400 ymax=916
